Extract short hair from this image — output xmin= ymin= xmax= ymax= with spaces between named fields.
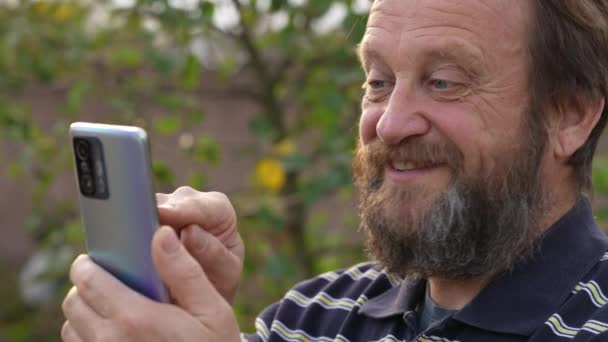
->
xmin=530 ymin=1 xmax=608 ymax=192
xmin=365 ymin=0 xmax=608 ymax=192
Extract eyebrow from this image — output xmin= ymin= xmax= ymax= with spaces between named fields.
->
xmin=356 ymin=43 xmax=384 ymax=73
xmin=356 ymin=40 xmax=484 ymax=76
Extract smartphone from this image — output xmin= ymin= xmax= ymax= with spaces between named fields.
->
xmin=69 ymin=122 xmax=168 ymax=302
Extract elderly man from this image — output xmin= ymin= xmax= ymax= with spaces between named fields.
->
xmin=61 ymin=0 xmax=608 ymax=341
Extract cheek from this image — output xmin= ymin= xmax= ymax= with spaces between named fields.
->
xmin=435 ymin=100 xmax=524 ymax=178
xmin=426 ymin=103 xmax=490 ymax=175
xmin=360 ymin=107 xmax=383 ymax=144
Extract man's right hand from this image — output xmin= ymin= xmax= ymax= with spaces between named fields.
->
xmin=156 ymin=187 xmax=244 ymax=304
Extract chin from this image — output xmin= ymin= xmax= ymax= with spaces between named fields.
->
xmin=375 ymin=184 xmax=444 ymax=232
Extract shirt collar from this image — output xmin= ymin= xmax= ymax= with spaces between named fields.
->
xmin=358 ymin=197 xmax=608 ymax=336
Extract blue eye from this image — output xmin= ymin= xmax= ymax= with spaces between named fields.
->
xmin=431 ymin=79 xmax=450 ymax=89
xmin=369 ymin=80 xmax=385 ymax=89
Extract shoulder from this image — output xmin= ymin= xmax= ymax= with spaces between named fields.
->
xmin=289 ymin=261 xmax=401 ymax=301
xmin=543 ymin=251 xmax=608 ymax=340
xmin=249 ymin=262 xmax=401 ymax=341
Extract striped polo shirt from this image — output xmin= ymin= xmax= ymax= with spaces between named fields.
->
xmin=243 ymin=198 xmax=608 ymax=341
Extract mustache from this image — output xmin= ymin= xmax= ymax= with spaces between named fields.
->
xmin=360 ymin=137 xmax=465 ymax=174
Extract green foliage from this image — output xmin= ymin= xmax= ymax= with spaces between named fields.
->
xmin=0 ymin=0 xmax=369 ymax=339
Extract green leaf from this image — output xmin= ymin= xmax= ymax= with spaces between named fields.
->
xmin=181 ymin=54 xmax=201 ymax=90
xmin=32 ymin=57 xmax=55 ymax=82
xmin=189 ymin=110 xmax=206 ymax=125
xmin=193 ymin=136 xmax=221 ymax=164
xmin=282 ymin=153 xmax=310 ymax=171
xmin=151 ymin=53 xmax=176 ymax=75
xmin=271 ymin=0 xmax=287 ymax=11
xmin=188 ymin=173 xmax=206 ymax=189
xmin=299 ymin=170 xmax=346 ymax=205
xmin=343 ymin=13 xmax=368 ymax=43
xmin=308 ymin=0 xmax=333 ymax=18
xmin=593 ymin=157 xmax=608 ymax=194
xmin=152 ymin=160 xmax=174 ymax=187
xmin=65 ymin=81 xmax=89 ymax=115
xmin=157 ymin=94 xmax=186 ymax=111
xmin=111 ymin=47 xmax=143 ymax=67
xmin=63 ymin=221 xmax=84 ymax=243
xmin=255 ymin=206 xmax=285 ymax=230
xmin=263 ymin=253 xmax=297 ymax=278
xmin=154 ymin=116 xmax=182 ymax=136
xmin=250 ymin=114 xmax=278 ymax=140
xmin=200 ymin=1 xmax=215 ymax=19
xmin=218 ymin=56 xmax=237 ymax=80
xmin=6 ymin=161 xmax=23 ymax=179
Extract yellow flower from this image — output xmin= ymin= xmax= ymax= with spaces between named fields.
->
xmin=255 ymin=158 xmax=286 ymax=192
xmin=274 ymin=139 xmax=296 ymax=157
xmin=53 ymin=3 xmax=77 ymax=22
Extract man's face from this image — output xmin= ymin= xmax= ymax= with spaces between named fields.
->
xmin=354 ymin=0 xmax=548 ymax=278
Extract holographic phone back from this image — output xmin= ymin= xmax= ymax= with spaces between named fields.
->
xmin=69 ymin=122 xmax=168 ymax=302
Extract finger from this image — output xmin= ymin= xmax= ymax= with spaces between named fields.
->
xmin=157 ymin=192 xmax=242 ymax=256
xmin=157 ymin=186 xmax=198 ymax=211
xmin=69 ymin=255 xmax=153 ymax=318
xmin=181 ymin=225 xmax=242 ymax=302
xmin=152 ymin=226 xmax=225 ymax=318
xmin=156 ymin=193 xmax=170 ymax=205
xmin=62 ymin=286 xmax=103 ymax=341
xmin=61 ymin=321 xmax=84 ymax=342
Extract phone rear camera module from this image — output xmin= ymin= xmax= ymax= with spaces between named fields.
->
xmin=79 ymin=160 xmax=91 ymax=174
xmin=80 ymin=174 xmax=95 ymax=195
xmin=73 ymin=137 xmax=109 ymax=199
xmin=76 ymin=140 xmax=90 ymax=160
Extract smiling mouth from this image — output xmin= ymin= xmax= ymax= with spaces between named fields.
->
xmin=390 ymin=159 xmax=441 ymax=171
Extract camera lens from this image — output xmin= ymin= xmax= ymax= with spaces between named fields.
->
xmin=79 ymin=160 xmax=90 ymax=174
xmin=80 ymin=174 xmax=95 ymax=195
xmin=76 ymin=140 xmax=90 ymax=160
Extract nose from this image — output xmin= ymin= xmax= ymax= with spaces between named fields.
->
xmin=376 ymin=83 xmax=431 ymax=145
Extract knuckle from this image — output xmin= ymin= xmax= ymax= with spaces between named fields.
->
xmin=207 ymin=191 xmax=230 ymax=204
xmin=174 ymin=185 xmax=197 ymax=196
xmin=61 ymin=321 xmax=72 ymax=341
xmin=94 ymin=330 xmax=116 ymax=342
xmin=61 ymin=288 xmax=77 ymax=314
xmin=207 ymin=192 xmax=237 ymax=215
xmin=182 ymin=261 xmax=204 ymax=281
xmin=117 ymin=310 xmax=147 ymax=334
xmin=75 ymin=265 xmax=96 ymax=293
xmin=89 ymin=323 xmax=121 ymax=342
xmin=216 ymin=303 xmax=238 ymax=326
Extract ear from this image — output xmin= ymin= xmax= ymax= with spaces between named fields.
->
xmin=553 ymin=96 xmax=605 ymax=160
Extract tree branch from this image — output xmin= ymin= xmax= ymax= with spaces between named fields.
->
xmin=270 ymin=2 xmax=316 ymax=85
xmin=230 ymin=0 xmax=286 ymax=140
xmin=229 ymin=0 xmax=271 ymax=86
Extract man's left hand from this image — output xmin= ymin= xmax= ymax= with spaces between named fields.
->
xmin=61 ymin=227 xmax=241 ymax=341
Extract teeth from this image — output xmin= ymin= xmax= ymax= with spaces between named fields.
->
xmin=393 ymin=161 xmax=417 ymax=171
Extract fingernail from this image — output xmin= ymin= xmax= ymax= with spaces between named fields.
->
xmin=189 ymin=225 xmax=207 ymax=251
xmin=160 ymin=227 xmax=180 ymax=254
xmin=158 ymin=203 xmax=174 ymax=210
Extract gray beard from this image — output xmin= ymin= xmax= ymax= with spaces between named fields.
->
xmin=360 ymin=177 xmax=545 ymax=279
xmin=355 ymin=133 xmax=548 ymax=280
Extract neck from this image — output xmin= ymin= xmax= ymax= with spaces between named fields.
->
xmin=427 ymin=276 xmax=492 ymax=310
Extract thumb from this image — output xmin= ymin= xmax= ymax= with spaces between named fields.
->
xmin=151 ymin=226 xmax=225 ymax=318
xmin=181 ymin=225 xmax=242 ymax=303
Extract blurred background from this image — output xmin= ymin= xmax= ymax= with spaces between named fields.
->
xmin=2 ymin=1 xmax=608 ymax=341
xmin=0 ymin=0 xmax=370 ymax=340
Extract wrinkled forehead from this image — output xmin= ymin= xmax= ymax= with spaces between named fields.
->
xmin=361 ymin=0 xmax=532 ymax=69
xmin=367 ymin=0 xmax=528 ymax=24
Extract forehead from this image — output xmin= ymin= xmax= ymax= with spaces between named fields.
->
xmin=360 ymin=0 xmax=531 ymax=70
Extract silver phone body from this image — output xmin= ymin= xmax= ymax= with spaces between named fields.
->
xmin=70 ymin=122 xmax=168 ymax=302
